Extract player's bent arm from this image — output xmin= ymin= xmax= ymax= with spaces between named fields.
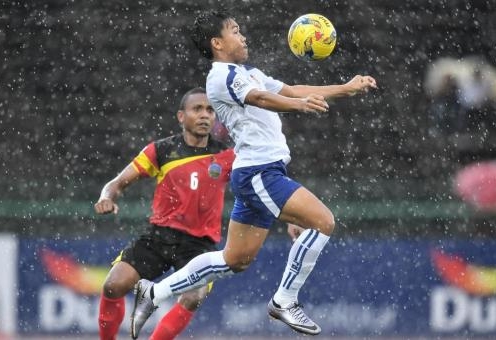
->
xmin=94 ymin=164 xmax=140 ymax=214
xmin=244 ymin=88 xmax=328 ymax=114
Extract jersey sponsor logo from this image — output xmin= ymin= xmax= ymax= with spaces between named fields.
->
xmin=250 ymin=74 xmax=262 ymax=86
xmin=232 ymin=78 xmax=248 ymax=92
xmin=167 ymin=150 xmax=179 ymax=159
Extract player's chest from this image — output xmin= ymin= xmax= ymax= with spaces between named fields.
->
xmin=161 ymin=156 xmax=226 ymax=191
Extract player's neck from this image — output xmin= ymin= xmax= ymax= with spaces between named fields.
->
xmin=182 ymin=133 xmax=209 ymax=148
xmin=213 ymin=56 xmax=238 ymax=64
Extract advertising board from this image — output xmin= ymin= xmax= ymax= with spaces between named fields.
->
xmin=16 ymin=236 xmax=496 ymax=337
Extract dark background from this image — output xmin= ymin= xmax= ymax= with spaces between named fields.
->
xmin=1 ymin=0 xmax=496 ymax=238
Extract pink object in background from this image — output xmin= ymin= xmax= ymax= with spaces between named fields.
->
xmin=455 ymin=161 xmax=496 ymax=211
xmin=211 ymin=119 xmax=231 ymax=144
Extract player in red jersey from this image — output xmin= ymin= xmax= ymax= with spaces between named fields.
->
xmin=94 ymin=87 xmax=234 ymax=340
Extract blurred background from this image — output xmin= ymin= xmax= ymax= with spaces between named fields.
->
xmin=1 ymin=0 xmax=496 ymax=338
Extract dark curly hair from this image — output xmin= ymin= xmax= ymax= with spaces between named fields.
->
xmin=190 ymin=10 xmax=233 ymax=60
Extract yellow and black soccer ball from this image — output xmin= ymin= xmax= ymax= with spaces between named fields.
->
xmin=287 ymin=13 xmax=337 ymax=61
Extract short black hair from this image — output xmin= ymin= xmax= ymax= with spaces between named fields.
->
xmin=178 ymin=87 xmax=206 ymax=110
xmin=191 ymin=10 xmax=232 ymax=60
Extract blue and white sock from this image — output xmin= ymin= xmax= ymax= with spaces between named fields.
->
xmin=273 ymin=229 xmax=329 ymax=307
xmin=152 ymin=250 xmax=233 ymax=305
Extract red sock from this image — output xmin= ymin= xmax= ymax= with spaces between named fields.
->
xmin=150 ymin=303 xmax=194 ymax=340
xmin=98 ymin=294 xmax=125 ymax=340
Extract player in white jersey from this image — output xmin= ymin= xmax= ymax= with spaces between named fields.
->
xmin=131 ymin=10 xmax=377 ymax=337
xmin=207 ymin=63 xmax=291 ymax=168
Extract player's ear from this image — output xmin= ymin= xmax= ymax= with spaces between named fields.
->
xmin=177 ymin=110 xmax=185 ymax=124
xmin=211 ymin=37 xmax=222 ymax=51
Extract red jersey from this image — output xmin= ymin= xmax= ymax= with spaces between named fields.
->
xmin=131 ymin=134 xmax=235 ymax=243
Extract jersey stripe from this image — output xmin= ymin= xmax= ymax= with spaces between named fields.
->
xmin=251 ymin=172 xmax=281 ymax=217
xmin=133 ymin=150 xmax=160 ymax=177
xmin=170 ymin=264 xmax=231 ymax=292
xmin=227 ymin=65 xmax=244 ymax=107
xmin=282 ymin=229 xmax=318 ymax=289
xmin=156 ymin=154 xmax=213 ymax=184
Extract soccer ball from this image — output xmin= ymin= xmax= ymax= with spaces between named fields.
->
xmin=287 ymin=13 xmax=337 ymax=61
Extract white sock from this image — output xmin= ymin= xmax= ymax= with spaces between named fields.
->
xmin=273 ymin=229 xmax=329 ymax=307
xmin=152 ymin=250 xmax=233 ymax=305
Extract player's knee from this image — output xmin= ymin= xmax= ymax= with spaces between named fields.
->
xmin=102 ymin=279 xmax=128 ymax=299
xmin=225 ymin=257 xmax=253 ymax=273
xmin=231 ymin=263 xmax=250 ymax=272
xmin=319 ymin=211 xmax=335 ymax=236
xmin=223 ymin=248 xmax=257 ymax=272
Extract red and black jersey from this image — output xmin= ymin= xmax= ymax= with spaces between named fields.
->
xmin=131 ymin=134 xmax=235 ymax=243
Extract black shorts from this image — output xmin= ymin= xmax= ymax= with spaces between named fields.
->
xmin=116 ymin=225 xmax=217 ymax=280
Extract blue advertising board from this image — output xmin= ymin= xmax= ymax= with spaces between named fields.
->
xmin=16 ymin=236 xmax=496 ymax=337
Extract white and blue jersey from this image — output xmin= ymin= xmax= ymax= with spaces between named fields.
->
xmin=206 ymin=62 xmax=291 ymax=169
xmin=206 ymin=61 xmax=302 ymax=228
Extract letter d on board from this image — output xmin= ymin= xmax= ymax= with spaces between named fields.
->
xmin=430 ymin=286 xmax=468 ymax=332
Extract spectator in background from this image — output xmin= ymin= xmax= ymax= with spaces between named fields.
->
xmin=94 ymin=87 xmax=235 ymax=340
xmin=426 ymin=72 xmax=464 ymax=136
xmin=459 ymin=67 xmax=493 ymax=111
xmin=458 ymin=67 xmax=495 ymax=133
xmin=425 ymin=56 xmax=496 ymax=138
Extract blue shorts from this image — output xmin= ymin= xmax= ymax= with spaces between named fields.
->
xmin=230 ymin=160 xmax=302 ymax=229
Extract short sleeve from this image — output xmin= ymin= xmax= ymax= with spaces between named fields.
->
xmin=261 ymin=72 xmax=284 ymax=94
xmin=226 ymin=65 xmax=257 ymax=105
xmin=131 ymin=142 xmax=160 ymax=178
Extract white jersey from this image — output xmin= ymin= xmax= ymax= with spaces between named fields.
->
xmin=206 ymin=61 xmax=291 ymax=169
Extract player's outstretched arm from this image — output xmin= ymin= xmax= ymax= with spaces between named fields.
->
xmin=281 ymin=75 xmax=377 ymax=99
xmin=94 ymin=164 xmax=140 ymax=215
xmin=244 ymin=88 xmax=329 ymax=114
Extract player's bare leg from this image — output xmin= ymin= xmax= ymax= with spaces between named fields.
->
xmin=99 ymin=262 xmax=139 ymax=340
xmin=222 ymin=220 xmax=269 ymax=271
xmin=278 ymin=186 xmax=335 ymax=235
xmin=268 ymin=186 xmax=334 ymax=335
xmin=102 ymin=261 xmax=140 ymax=298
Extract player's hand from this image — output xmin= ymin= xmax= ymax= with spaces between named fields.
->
xmin=300 ymin=94 xmax=329 ymax=113
xmin=346 ymin=75 xmax=377 ymax=96
xmin=94 ymin=198 xmax=119 ymax=215
xmin=287 ymin=223 xmax=305 ymax=242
